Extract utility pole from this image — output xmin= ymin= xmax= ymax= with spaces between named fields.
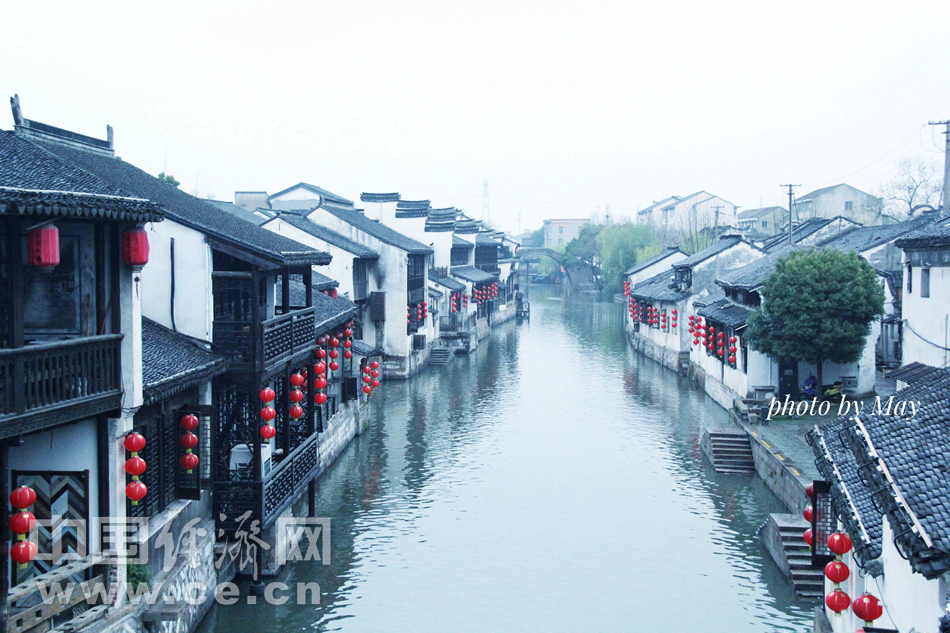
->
xmin=780 ymin=184 xmax=800 ymax=244
xmin=711 ymin=205 xmax=724 ymax=238
xmin=930 ymin=120 xmax=950 ymax=214
xmin=482 ymin=179 xmax=490 ymax=225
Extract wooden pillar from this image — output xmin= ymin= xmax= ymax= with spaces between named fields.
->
xmin=0 ymin=443 xmax=9 ymax=633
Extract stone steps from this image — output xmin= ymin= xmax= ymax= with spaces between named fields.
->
xmin=428 ymin=348 xmax=454 ymax=366
xmin=701 ymin=430 xmax=756 ymax=473
xmin=760 ymin=514 xmax=825 ymax=600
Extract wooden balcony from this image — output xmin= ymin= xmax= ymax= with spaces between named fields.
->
xmin=213 ymin=307 xmax=316 ymax=374
xmin=0 ymin=335 xmax=123 ymax=438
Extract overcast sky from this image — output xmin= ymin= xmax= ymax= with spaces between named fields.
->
xmin=2 ymin=1 xmax=948 ymax=234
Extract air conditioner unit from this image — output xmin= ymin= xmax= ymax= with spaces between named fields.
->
xmin=229 ymin=442 xmax=273 ymax=479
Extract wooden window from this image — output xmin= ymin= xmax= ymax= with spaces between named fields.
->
xmin=921 ymin=268 xmax=930 ymax=298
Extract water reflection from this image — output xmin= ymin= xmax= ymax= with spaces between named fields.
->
xmin=197 ymin=285 xmax=811 ymax=632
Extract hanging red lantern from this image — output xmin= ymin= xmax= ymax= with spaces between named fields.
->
xmin=260 ymin=406 xmax=276 ymax=422
xmin=329 ymin=361 xmax=339 ymax=371
xmin=362 ymin=375 xmax=371 ymax=384
xmin=827 ymin=533 xmax=852 ymax=556
xmin=824 ymin=560 xmax=850 ymax=584
xmin=330 ymin=338 xmax=340 ymax=348
xmin=343 ymin=339 xmax=353 ymax=348
xmin=122 ymin=228 xmax=150 ymax=268
xmin=125 ymin=456 xmax=147 ymax=477
xmin=180 ymin=453 xmax=199 ymax=472
xmin=290 ymin=373 xmax=305 ymax=387
xmin=315 ymin=392 xmax=328 ymax=404
xmin=693 ymin=338 xmax=700 ymax=345
xmin=289 ymin=405 xmax=304 ymax=419
xmin=729 ymin=346 xmax=737 ymax=353
xmin=260 ymin=424 xmax=276 ymax=441
xmin=363 ymin=366 xmax=371 ymax=374
xmin=371 ymin=370 xmax=380 ymax=378
xmin=126 ymin=480 xmax=148 ymax=506
xmin=11 ymin=540 xmax=38 ymax=568
xmin=314 ymin=361 xmax=326 ymax=374
xmin=344 ymin=328 xmax=353 ymax=337
xmin=805 ymin=483 xmax=814 ymax=499
xmin=180 ymin=413 xmax=199 ymax=431
xmin=717 ymin=349 xmax=725 ymax=357
xmin=825 ymin=589 xmax=850 ymax=615
xmin=289 ymin=389 xmax=304 ymax=403
xmin=27 ymin=224 xmax=60 ymax=271
xmin=10 ymin=486 xmax=37 ymax=510
xmin=803 ymin=528 xmax=813 ymax=547
xmin=124 ymin=433 xmax=146 ymax=454
xmin=363 ymin=385 xmax=373 ymax=394
xmin=316 ymin=348 xmax=327 ymax=359
xmin=329 ymin=349 xmax=339 ymax=359
xmin=803 ymin=505 xmax=814 ymax=523
xmin=729 ymin=336 xmax=737 ymax=344
xmin=315 ymin=377 xmax=327 ymax=389
xmin=371 ymin=361 xmax=379 ymax=369
xmin=317 ymin=335 xmax=327 ymax=345
xmin=8 ymin=511 xmax=35 ymax=535
xmin=852 ymin=593 xmax=883 ymax=624
xmin=180 ymin=432 xmax=198 ymax=450
xmin=343 ymin=350 xmax=353 ymax=359
xmin=259 ymin=387 xmax=276 ymax=403
xmin=371 ymin=379 xmax=380 ymax=387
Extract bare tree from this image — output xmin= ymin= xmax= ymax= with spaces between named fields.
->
xmin=879 ymin=156 xmax=942 ymax=218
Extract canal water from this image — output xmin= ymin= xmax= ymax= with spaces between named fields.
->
xmin=198 ymin=287 xmax=813 ymax=632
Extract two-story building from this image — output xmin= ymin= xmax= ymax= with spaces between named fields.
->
xmin=542 ymin=218 xmax=589 ymax=249
xmin=736 ymin=206 xmax=786 ymax=240
xmin=793 ymin=183 xmax=883 ymax=226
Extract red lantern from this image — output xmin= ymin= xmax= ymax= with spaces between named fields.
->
xmin=803 ymin=505 xmax=814 ymax=523
xmin=290 ymin=373 xmax=305 ymax=387
xmin=317 ymin=335 xmax=327 ymax=345
xmin=363 ymin=385 xmax=373 ymax=394
xmin=122 ymin=228 xmax=150 ymax=267
xmin=852 ymin=593 xmax=883 ymax=623
xmin=717 ymin=349 xmax=725 ymax=357
xmin=27 ymin=225 xmax=60 ymax=271
xmin=11 ymin=540 xmax=38 ymax=567
xmin=827 ymin=533 xmax=852 ymax=556
xmin=344 ymin=329 xmax=353 ymax=337
xmin=825 ymin=589 xmax=850 ymax=615
xmin=259 ymin=387 xmax=276 ymax=403
xmin=729 ymin=336 xmax=737 ymax=344
xmin=329 ymin=349 xmax=339 ymax=359
xmin=260 ymin=406 xmax=276 ymax=422
xmin=289 ymin=405 xmax=304 ymax=419
xmin=363 ymin=375 xmax=372 ymax=384
xmin=126 ymin=480 xmax=148 ymax=505
xmin=315 ymin=392 xmax=328 ymax=405
xmin=693 ymin=339 xmax=699 ymax=345
xmin=371 ymin=370 xmax=380 ymax=378
xmin=363 ymin=366 xmax=371 ymax=374
xmin=729 ymin=346 xmax=737 ymax=353
xmin=824 ymin=560 xmax=850 ymax=584
xmin=329 ymin=361 xmax=339 ymax=371
xmin=315 ymin=377 xmax=327 ymax=390
xmin=180 ymin=432 xmax=198 ymax=450
xmin=124 ymin=433 xmax=146 ymax=454
xmin=805 ymin=483 xmax=814 ymax=499
xmin=181 ymin=453 xmax=199 ymax=472
xmin=315 ymin=348 xmax=327 ymax=359
xmin=371 ymin=361 xmax=379 ymax=369
xmin=314 ymin=362 xmax=326 ymax=374
xmin=125 ymin=456 xmax=147 ymax=477
xmin=260 ymin=424 xmax=276 ymax=440
xmin=344 ymin=350 xmax=353 ymax=359
xmin=289 ymin=389 xmax=304 ymax=403
xmin=803 ymin=528 xmax=813 ymax=547
xmin=10 ymin=486 xmax=37 ymax=510
xmin=372 ymin=379 xmax=380 ymax=387
xmin=9 ymin=511 xmax=35 ymax=535
xmin=180 ymin=414 xmax=199 ymax=431
xmin=728 ymin=355 xmax=736 ymax=363
xmin=330 ymin=338 xmax=340 ymax=348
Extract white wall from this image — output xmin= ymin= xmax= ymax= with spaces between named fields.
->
xmin=903 ymin=263 xmax=950 ymax=368
xmin=430 ymin=230 xmax=454 ymax=270
xmin=263 ymin=218 xmax=357 ymax=298
xmin=626 ymin=252 xmax=688 ymax=287
xmin=140 ymin=220 xmax=212 ymax=341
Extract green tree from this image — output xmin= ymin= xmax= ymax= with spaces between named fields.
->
xmin=746 ymin=248 xmax=884 ymax=398
xmin=564 ymin=224 xmax=603 ymax=269
xmin=597 ymin=222 xmax=661 ymax=292
xmin=157 ymin=172 xmax=181 ymax=188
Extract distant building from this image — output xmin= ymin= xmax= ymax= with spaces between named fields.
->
xmin=736 ymin=206 xmax=786 ymax=238
xmin=542 ymin=218 xmax=589 ymax=248
xmin=793 ymin=183 xmax=882 ymax=226
xmin=636 ymin=191 xmax=738 ymax=239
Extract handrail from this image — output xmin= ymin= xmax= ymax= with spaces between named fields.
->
xmin=0 ymin=334 xmax=123 ymax=356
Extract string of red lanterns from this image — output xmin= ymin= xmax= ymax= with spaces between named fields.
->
xmin=260 ymin=387 xmax=277 ymax=443
xmin=180 ymin=413 xmax=200 ymax=474
xmin=124 ymin=432 xmax=148 ymax=506
xmin=10 ymin=485 xmax=38 ymax=569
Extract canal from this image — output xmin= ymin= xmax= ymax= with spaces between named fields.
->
xmin=198 ymin=287 xmax=813 ymax=632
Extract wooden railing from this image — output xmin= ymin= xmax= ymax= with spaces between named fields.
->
xmin=214 ymin=307 xmax=317 ymax=373
xmin=7 ymin=553 xmax=108 ymax=633
xmin=0 ymin=335 xmax=122 ymax=426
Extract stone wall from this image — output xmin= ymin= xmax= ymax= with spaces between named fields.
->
xmin=381 ymin=346 xmax=430 ymax=380
xmin=625 ymin=330 xmax=680 ymax=372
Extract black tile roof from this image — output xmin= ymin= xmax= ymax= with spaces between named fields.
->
xmin=895 ymin=214 xmax=950 ymax=249
xmin=271 ymin=182 xmax=352 ymax=206
xmin=630 ymin=269 xmax=682 ymax=302
xmin=205 ymin=199 xmax=268 ymax=226
xmin=672 ymin=236 xmax=747 ymax=270
xmin=0 ymin=131 xmax=164 ymax=223
xmin=141 ymin=318 xmax=229 ymax=406
xmin=624 ymin=247 xmax=686 ymax=276
xmin=737 ymin=206 xmax=786 ymax=220
xmin=450 ymin=265 xmax=497 ymax=284
xmin=425 ymin=207 xmax=456 ymax=232
xmin=34 ymin=141 xmax=330 ymax=268
xmin=696 ymin=298 xmax=751 ymax=328
xmin=351 ymin=339 xmax=380 ymax=357
xmin=311 ymin=291 xmax=358 ymax=333
xmin=432 ymin=276 xmax=465 ymax=292
xmin=810 ymin=368 xmax=950 ymax=579
xmin=321 ymin=204 xmax=433 ymax=255
xmin=453 ymin=234 xmax=474 ymax=248
xmin=819 ymin=216 xmax=934 ymax=253
xmin=761 ymin=217 xmax=860 ymax=252
xmin=476 ymin=232 xmax=501 ymax=245
xmin=717 ymin=244 xmax=799 ymax=291
xmin=807 ymin=416 xmax=883 ymax=571
xmin=361 ymin=192 xmax=400 ymax=203
xmin=276 ymin=212 xmax=379 ymax=259
xmin=278 ymin=274 xmax=340 ymax=307
xmin=886 ymin=361 xmax=943 ymax=384
xmin=454 ymin=217 xmax=481 ymax=234
xmin=395 ymin=199 xmax=431 ymax=218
